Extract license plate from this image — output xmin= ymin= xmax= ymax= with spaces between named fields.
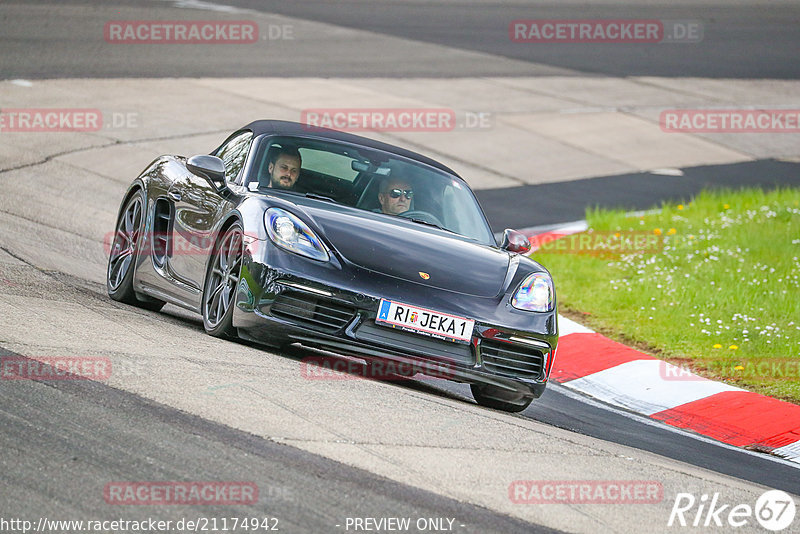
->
xmin=376 ymin=299 xmax=475 ymax=344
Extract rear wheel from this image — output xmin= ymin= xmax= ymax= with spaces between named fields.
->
xmin=202 ymin=223 xmax=243 ymax=338
xmin=107 ymin=191 xmax=165 ymax=312
xmin=471 ymin=383 xmax=533 ymax=413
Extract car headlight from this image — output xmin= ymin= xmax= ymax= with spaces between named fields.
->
xmin=265 ymin=207 xmax=329 ymax=261
xmin=511 ymin=273 xmax=554 ymax=312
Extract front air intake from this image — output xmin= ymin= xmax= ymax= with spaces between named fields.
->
xmin=271 ymin=290 xmax=356 ymax=333
xmin=480 ymin=340 xmax=545 ymax=379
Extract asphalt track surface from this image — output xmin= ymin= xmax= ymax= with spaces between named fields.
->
xmin=2 ymin=0 xmax=800 ymax=532
xmin=434 ymin=378 xmax=800 ymax=495
xmin=4 ymin=0 xmax=800 ymax=78
xmin=0 ymin=345 xmax=555 ymax=534
xmin=477 ymin=159 xmax=800 ymax=231
xmin=223 ymin=0 xmax=800 ymax=79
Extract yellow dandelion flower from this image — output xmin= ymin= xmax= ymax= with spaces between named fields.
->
xmin=688 ymin=235 xmax=695 ymax=240
xmin=729 ymin=345 xmax=738 ymax=350
xmin=654 ymin=228 xmax=662 ymax=235
xmin=723 ymin=204 xmax=730 ymax=209
xmin=713 ymin=343 xmax=722 ymax=349
xmin=734 ymin=365 xmax=744 ymax=371
xmin=677 ymin=204 xmax=684 ymax=210
xmin=667 ymin=228 xmax=677 ymax=235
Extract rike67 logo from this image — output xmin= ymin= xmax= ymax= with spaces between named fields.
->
xmin=668 ymin=490 xmax=796 ymax=531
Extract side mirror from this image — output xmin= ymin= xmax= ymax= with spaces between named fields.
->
xmin=187 ymin=155 xmax=226 ymax=190
xmin=500 ymin=229 xmax=531 ymax=254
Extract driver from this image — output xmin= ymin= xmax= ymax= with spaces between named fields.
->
xmin=267 ymin=145 xmax=302 ymax=189
xmin=377 ymin=179 xmax=414 ymax=215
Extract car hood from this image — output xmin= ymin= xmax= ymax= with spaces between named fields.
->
xmin=305 ymin=205 xmax=510 ymax=298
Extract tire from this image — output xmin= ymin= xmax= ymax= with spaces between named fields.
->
xmin=107 ymin=190 xmax=165 ymax=312
xmin=470 ymin=383 xmax=533 ymax=413
xmin=202 ymin=223 xmax=244 ymax=338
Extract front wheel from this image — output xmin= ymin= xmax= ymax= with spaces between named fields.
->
xmin=107 ymin=191 xmax=165 ymax=312
xmin=471 ymin=383 xmax=533 ymax=413
xmin=202 ymin=223 xmax=243 ymax=338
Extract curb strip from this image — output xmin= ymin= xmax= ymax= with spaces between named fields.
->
xmin=552 ymin=316 xmax=800 ymax=463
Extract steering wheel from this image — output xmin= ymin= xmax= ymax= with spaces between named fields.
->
xmin=399 ymin=210 xmax=444 ymax=228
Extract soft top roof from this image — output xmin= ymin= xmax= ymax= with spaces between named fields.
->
xmin=242 ymin=120 xmax=461 ymax=178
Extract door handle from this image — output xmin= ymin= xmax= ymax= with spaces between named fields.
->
xmin=168 ymin=191 xmax=182 ymax=202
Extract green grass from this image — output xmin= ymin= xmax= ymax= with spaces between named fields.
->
xmin=532 ymin=187 xmax=800 ymax=403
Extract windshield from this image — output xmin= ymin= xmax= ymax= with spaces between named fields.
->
xmin=245 ymin=135 xmax=496 ymax=245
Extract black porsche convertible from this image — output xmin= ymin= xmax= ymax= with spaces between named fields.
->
xmin=107 ymin=120 xmax=558 ymax=412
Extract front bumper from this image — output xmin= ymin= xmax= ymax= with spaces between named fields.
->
xmin=233 ymin=251 xmax=558 ymax=399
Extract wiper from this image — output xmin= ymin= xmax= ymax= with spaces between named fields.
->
xmin=403 ymin=217 xmax=482 ymax=242
xmin=408 ymin=218 xmax=456 ymax=234
xmin=305 ymin=193 xmax=339 ymax=203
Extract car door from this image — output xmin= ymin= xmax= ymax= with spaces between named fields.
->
xmin=166 ymin=131 xmax=253 ymax=292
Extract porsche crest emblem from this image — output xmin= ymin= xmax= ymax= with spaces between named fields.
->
xmin=418 ymin=272 xmax=430 ymax=280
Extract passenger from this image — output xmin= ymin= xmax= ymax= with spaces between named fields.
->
xmin=267 ymin=145 xmax=302 ymax=189
xmin=377 ymin=179 xmax=414 ymax=215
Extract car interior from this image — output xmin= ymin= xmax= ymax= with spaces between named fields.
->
xmin=245 ymin=136 xmax=494 ymax=244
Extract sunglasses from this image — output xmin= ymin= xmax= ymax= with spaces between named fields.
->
xmin=385 ymin=188 xmax=414 ymax=199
